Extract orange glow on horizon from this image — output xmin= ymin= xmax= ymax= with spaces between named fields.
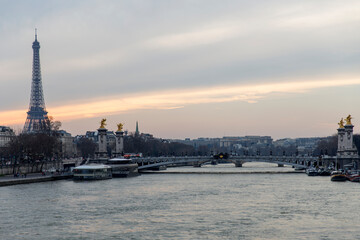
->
xmin=1 ymin=77 xmax=360 ymax=127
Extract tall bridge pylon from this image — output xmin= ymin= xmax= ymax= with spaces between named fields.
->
xmin=23 ymin=29 xmax=49 ymax=133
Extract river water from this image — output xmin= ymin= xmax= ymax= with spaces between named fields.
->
xmin=1 ymin=163 xmax=360 ymax=240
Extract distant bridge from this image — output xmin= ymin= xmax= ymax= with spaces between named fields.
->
xmin=132 ymin=155 xmax=338 ymax=170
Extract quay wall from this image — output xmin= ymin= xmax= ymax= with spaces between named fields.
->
xmin=0 ymin=175 xmax=72 ymax=187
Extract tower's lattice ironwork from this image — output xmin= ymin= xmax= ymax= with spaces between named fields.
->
xmin=23 ymin=30 xmax=49 ymax=133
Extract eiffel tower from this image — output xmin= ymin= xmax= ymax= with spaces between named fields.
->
xmin=23 ymin=29 xmax=49 ymax=133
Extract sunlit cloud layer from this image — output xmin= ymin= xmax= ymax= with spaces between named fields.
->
xmin=2 ymin=78 xmax=359 ymax=126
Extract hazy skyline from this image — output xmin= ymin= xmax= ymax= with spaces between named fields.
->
xmin=1 ymin=0 xmax=360 ymax=139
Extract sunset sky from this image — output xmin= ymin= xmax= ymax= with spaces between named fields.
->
xmin=1 ymin=0 xmax=360 ymax=139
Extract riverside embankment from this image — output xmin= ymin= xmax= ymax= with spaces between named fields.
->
xmin=0 ymin=173 xmax=72 ymax=187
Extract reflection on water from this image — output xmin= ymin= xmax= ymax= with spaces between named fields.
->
xmin=1 ymin=163 xmax=360 ymax=239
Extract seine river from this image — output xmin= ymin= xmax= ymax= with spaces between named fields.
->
xmin=1 ymin=163 xmax=360 ymax=240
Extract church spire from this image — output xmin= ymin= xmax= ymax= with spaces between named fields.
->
xmin=135 ymin=121 xmax=139 ymax=136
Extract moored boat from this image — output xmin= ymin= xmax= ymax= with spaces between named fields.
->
xmin=295 ymin=167 xmax=306 ymax=171
xmin=345 ymin=171 xmax=360 ymax=182
xmin=330 ymin=171 xmax=347 ymax=182
xmin=347 ymin=174 xmax=360 ymax=182
xmin=306 ymin=167 xmax=318 ymax=176
xmin=318 ymin=168 xmax=331 ymax=176
xmin=73 ymin=164 xmax=112 ymax=180
xmin=107 ymin=157 xmax=140 ymax=178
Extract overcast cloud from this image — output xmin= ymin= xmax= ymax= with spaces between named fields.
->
xmin=0 ymin=0 xmax=360 ymax=138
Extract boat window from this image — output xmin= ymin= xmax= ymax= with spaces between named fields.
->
xmin=79 ymin=169 xmax=94 ymax=174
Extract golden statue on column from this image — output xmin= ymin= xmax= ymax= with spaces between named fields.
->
xmin=345 ymin=114 xmax=352 ymax=125
xmin=100 ymin=118 xmax=107 ymax=129
xmin=338 ymin=118 xmax=344 ymax=128
xmin=117 ymin=123 xmax=124 ymax=132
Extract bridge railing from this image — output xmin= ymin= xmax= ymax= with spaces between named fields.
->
xmin=132 ymin=155 xmax=332 ymax=170
xmin=132 ymin=155 xmax=325 ymax=162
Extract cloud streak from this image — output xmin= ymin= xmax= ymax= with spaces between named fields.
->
xmin=2 ymin=77 xmax=359 ymax=126
xmin=146 ymin=24 xmax=241 ymax=49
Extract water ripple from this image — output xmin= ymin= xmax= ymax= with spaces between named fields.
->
xmin=1 ymin=163 xmax=360 ymax=239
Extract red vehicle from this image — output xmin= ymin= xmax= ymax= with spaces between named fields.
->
xmin=123 ymin=153 xmax=142 ymax=159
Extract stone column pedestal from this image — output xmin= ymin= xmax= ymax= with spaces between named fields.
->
xmin=115 ymin=131 xmax=124 ymax=157
xmin=96 ymin=128 xmax=108 ymax=158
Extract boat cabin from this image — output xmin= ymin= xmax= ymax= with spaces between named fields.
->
xmin=73 ymin=164 xmax=112 ymax=180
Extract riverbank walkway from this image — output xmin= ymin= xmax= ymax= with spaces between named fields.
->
xmin=0 ymin=173 xmax=72 ymax=187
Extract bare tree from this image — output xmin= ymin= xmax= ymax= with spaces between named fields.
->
xmin=77 ymin=138 xmax=96 ymax=159
xmin=313 ymin=134 xmax=337 ymax=156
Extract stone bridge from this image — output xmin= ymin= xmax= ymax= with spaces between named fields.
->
xmin=132 ymin=155 xmax=340 ymax=170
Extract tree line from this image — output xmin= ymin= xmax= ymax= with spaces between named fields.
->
xmin=313 ymin=134 xmax=360 ymax=156
xmin=0 ymin=117 xmax=62 ymax=173
xmin=123 ymin=135 xmax=198 ymax=157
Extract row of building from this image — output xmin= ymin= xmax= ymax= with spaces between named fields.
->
xmin=170 ymin=135 xmax=325 ymax=155
xmin=0 ymin=122 xmax=151 ymax=159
